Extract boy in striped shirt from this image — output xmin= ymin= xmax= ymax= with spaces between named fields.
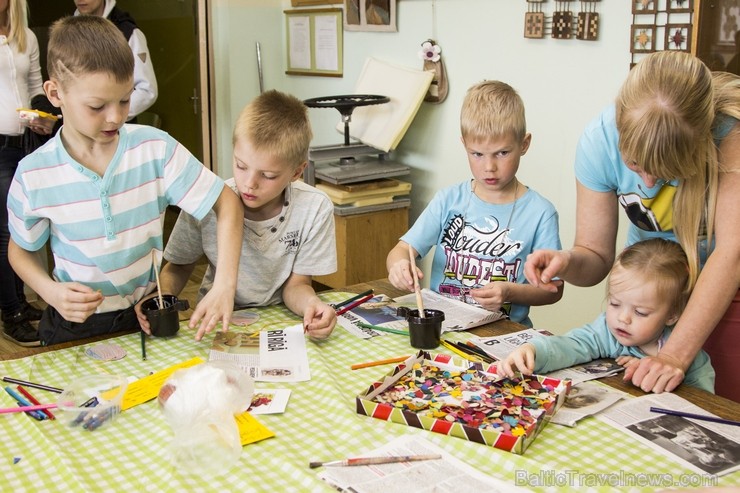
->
xmin=7 ymin=16 xmax=243 ymax=345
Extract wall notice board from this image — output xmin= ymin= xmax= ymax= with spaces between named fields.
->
xmin=285 ymin=8 xmax=343 ymax=77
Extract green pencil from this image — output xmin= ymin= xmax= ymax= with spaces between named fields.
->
xmin=356 ymin=322 xmax=409 ymax=336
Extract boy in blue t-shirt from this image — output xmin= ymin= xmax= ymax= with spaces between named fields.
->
xmin=386 ymin=80 xmax=563 ymax=327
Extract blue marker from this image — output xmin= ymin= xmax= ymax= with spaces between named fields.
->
xmin=71 ymin=396 xmax=99 ymax=426
xmin=4 ymin=386 xmax=46 ymax=420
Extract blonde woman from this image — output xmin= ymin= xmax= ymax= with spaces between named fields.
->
xmin=525 ymin=51 xmax=740 ymax=401
xmin=0 ymin=0 xmax=56 ymax=346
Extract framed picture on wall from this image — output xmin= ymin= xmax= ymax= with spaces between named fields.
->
xmin=345 ymin=0 xmax=397 ymax=32
xmin=285 ymin=9 xmax=343 ymax=77
xmin=631 ymin=24 xmax=656 ymax=53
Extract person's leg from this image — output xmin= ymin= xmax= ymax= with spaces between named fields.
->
xmin=0 ymin=145 xmax=39 ymax=346
xmin=702 ymin=290 xmax=740 ymax=402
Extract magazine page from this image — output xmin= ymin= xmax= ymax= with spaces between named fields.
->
xmin=550 ymin=381 xmax=627 ymax=427
xmin=336 ymin=294 xmax=409 ymax=339
xmin=598 ymin=392 xmax=740 ymax=476
xmin=395 ymin=288 xmax=505 ymax=332
xmin=208 ymin=324 xmax=310 ymax=382
xmin=545 ymin=358 xmax=624 ymax=385
xmin=469 ymin=329 xmax=548 ymax=360
xmin=316 ymin=434 xmax=532 ymax=493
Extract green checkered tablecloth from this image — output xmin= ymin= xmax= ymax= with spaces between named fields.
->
xmin=1 ymin=292 xmax=738 ymax=492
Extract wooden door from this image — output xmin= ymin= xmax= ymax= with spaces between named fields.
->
xmin=27 ymin=0 xmax=213 ymax=169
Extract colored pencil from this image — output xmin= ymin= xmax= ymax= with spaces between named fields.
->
xmin=16 ymin=385 xmax=55 ymax=420
xmin=1 ymin=376 xmax=63 ymax=394
xmin=650 ymin=407 xmax=740 ymax=427
xmin=457 ymin=341 xmax=496 ymax=363
xmin=408 ymin=244 xmax=425 ymax=318
xmin=0 ymin=403 xmax=57 ymax=415
xmin=335 ymin=294 xmax=374 ymax=316
xmin=4 ymin=386 xmax=47 ymax=420
xmin=356 ymin=322 xmax=409 ymax=336
xmin=140 ymin=330 xmax=147 ymax=361
xmin=350 ymin=355 xmax=410 ymax=370
xmin=334 ymin=289 xmax=374 ymax=310
xmin=440 ymin=340 xmax=484 ymax=363
xmin=309 ymin=454 xmax=441 ymax=468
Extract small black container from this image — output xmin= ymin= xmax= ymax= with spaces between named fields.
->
xmin=397 ymin=307 xmax=445 ymax=349
xmin=141 ymin=295 xmax=190 ymax=337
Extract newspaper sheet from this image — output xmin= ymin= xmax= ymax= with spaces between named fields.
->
xmin=598 ymin=392 xmax=740 ymax=476
xmin=395 ymin=288 xmax=506 ymax=332
xmin=550 ymin=381 xmax=627 ymax=427
xmin=208 ymin=323 xmax=310 ymax=382
xmin=317 ymin=434 xmax=532 ymax=493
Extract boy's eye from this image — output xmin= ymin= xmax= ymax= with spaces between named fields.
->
xmin=634 ymin=310 xmax=649 ymax=317
xmin=262 ymin=174 xmax=278 ymax=180
xmin=471 ymin=151 xmax=483 ymax=158
xmin=90 ymin=106 xmax=103 ymax=112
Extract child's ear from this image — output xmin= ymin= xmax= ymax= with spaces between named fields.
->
xmin=291 ymin=161 xmax=307 ymax=181
xmin=520 ymin=133 xmax=532 ymax=155
xmin=44 ymin=80 xmax=62 ymax=108
xmin=666 ymin=312 xmax=680 ymax=326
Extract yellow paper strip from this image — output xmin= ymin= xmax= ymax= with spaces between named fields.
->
xmin=121 ymin=357 xmax=204 ymax=411
xmin=236 ymin=412 xmax=275 ymax=445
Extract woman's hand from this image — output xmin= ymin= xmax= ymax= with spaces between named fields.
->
xmin=524 ymin=249 xmax=569 ymax=293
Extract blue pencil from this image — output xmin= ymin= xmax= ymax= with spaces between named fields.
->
xmin=650 ymin=407 xmax=740 ymax=427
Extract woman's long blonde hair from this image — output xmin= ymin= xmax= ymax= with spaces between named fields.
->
xmin=5 ymin=0 xmax=29 ymax=54
xmin=616 ymin=51 xmax=740 ymax=288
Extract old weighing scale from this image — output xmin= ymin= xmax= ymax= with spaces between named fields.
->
xmin=302 ymin=94 xmax=412 ymax=216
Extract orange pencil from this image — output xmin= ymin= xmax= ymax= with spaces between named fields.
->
xmin=350 ymin=355 xmax=409 ymax=370
xmin=16 ymin=385 xmax=55 ymax=420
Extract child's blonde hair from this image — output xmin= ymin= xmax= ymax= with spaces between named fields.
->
xmin=460 ymin=80 xmax=527 ymax=143
xmin=608 ymin=238 xmax=690 ymax=318
xmin=5 ymin=0 xmax=29 ymax=53
xmin=616 ymin=51 xmax=740 ymax=288
xmin=47 ymin=16 xmax=134 ymax=87
xmin=233 ymin=90 xmax=312 ymax=168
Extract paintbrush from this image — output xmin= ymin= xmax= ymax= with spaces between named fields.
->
xmin=408 ymin=244 xmax=425 ymax=318
xmin=309 ymin=454 xmax=441 ymax=468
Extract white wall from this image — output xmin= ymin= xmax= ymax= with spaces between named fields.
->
xmin=212 ymin=0 xmax=632 ymax=333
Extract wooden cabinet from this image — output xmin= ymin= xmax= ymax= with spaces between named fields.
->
xmin=315 ymin=207 xmax=408 ymax=288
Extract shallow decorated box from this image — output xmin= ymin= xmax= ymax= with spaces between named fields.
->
xmin=355 ymin=351 xmax=570 ymax=454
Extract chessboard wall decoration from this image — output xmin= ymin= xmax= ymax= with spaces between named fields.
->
xmin=630 ymin=0 xmax=694 ymax=67
xmin=523 ymin=0 xmax=600 ymax=41
xmin=576 ymin=1 xmax=600 ymax=41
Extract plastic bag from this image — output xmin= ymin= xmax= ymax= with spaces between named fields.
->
xmin=158 ymin=361 xmax=254 ymax=476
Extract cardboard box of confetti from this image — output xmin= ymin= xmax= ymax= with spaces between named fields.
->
xmin=355 ymin=351 xmax=570 ymax=454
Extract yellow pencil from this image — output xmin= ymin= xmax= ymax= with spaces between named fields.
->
xmin=440 ymin=340 xmax=484 ymax=363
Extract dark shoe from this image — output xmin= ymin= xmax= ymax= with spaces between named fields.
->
xmin=1 ymin=311 xmax=41 ymax=347
xmin=20 ymin=301 xmax=44 ymax=321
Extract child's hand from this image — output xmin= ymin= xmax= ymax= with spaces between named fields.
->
xmin=134 ymin=294 xmax=156 ymax=335
xmin=303 ymin=300 xmax=337 ymax=340
xmin=388 ymin=258 xmax=423 ymax=292
xmin=188 ymin=285 xmax=235 ymax=341
xmin=48 ymin=282 xmax=104 ymax=323
xmin=28 ymin=115 xmax=57 ymax=135
xmin=498 ymin=343 xmax=536 ymax=378
xmin=469 ymin=282 xmax=510 ymax=312
xmin=524 ymin=249 xmax=569 ymax=293
xmin=615 ymin=355 xmax=640 ymax=370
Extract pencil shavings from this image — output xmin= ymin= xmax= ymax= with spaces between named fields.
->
xmin=85 ymin=344 xmax=127 ymax=361
xmin=357 ymin=355 xmax=570 ymax=454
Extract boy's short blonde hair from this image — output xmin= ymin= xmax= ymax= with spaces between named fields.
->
xmin=233 ymin=90 xmax=313 ymax=168
xmin=47 ymin=16 xmax=134 ymax=87
xmin=460 ymin=80 xmax=527 ymax=142
xmin=608 ymin=238 xmax=690 ymax=318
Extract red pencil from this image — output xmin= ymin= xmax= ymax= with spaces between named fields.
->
xmin=335 ymin=294 xmax=374 ymax=316
xmin=17 ymin=385 xmax=55 ymax=420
